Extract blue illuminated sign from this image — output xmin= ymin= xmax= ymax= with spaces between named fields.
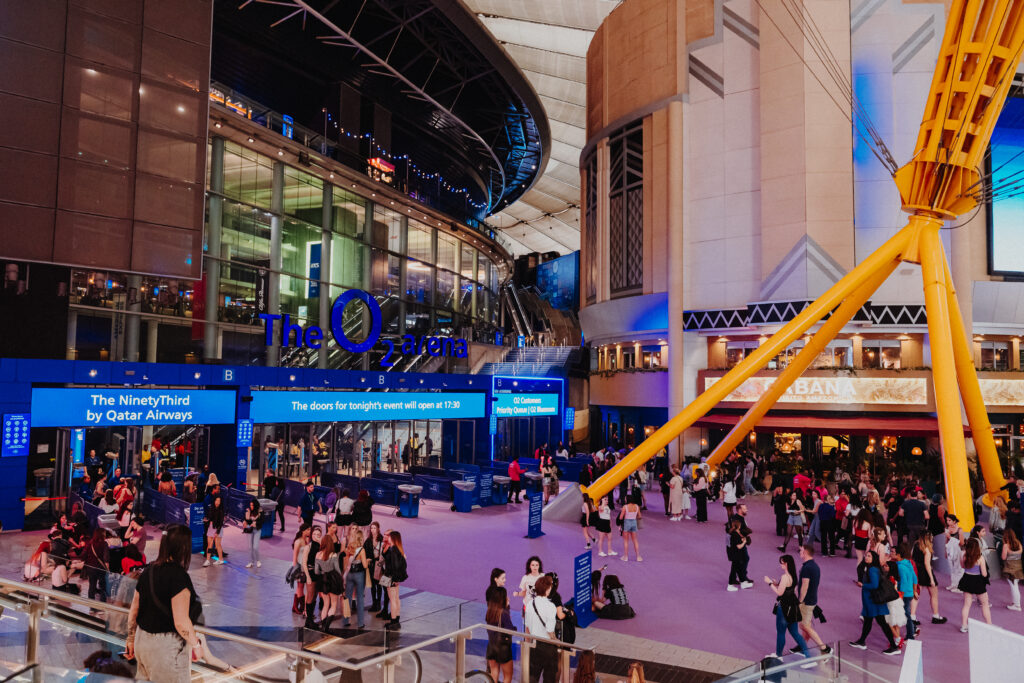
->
xmin=307 ymin=243 xmax=321 ymax=298
xmin=563 ymin=407 xmax=576 ymax=431
xmin=30 ymin=389 xmax=236 ymax=427
xmin=71 ymin=428 xmax=85 ymax=466
xmin=249 ymin=391 xmax=485 ymax=423
xmin=2 ymin=414 xmax=31 ymax=457
xmin=261 ymin=289 xmax=467 ymax=368
xmin=493 ymin=393 xmax=559 ymax=418
xmin=236 ymin=419 xmax=254 ymax=448
xmin=282 ymin=114 xmax=294 ymax=139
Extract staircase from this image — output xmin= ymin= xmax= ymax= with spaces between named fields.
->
xmin=481 ymin=345 xmax=579 ymax=377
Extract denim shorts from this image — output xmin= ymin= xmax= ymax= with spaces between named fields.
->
xmin=623 ymin=519 xmax=638 ymax=533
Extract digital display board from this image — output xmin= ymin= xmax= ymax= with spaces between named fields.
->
xmin=2 ymin=414 xmax=30 ymax=457
xmin=236 ymin=419 xmax=254 ymax=448
xmin=989 ymin=97 xmax=1024 ymax=275
xmin=30 ymin=389 xmax=236 ymax=427
xmin=249 ymin=391 xmax=485 ymax=423
xmin=535 ymin=251 xmax=579 ymax=311
xmin=492 ymin=393 xmax=560 ymax=417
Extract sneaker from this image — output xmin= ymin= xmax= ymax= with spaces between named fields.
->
xmin=777 ymin=546 xmax=786 ymax=552
xmin=586 ymin=542 xmax=592 ymax=549
xmin=848 ymin=641 xmax=866 ymax=650
xmin=951 ymin=588 xmax=963 ymax=594
xmin=621 ymin=556 xmax=629 ymax=562
xmin=882 ymin=646 xmax=900 ymax=656
xmin=636 ymin=556 xmax=643 ymax=562
xmin=789 ymin=646 xmax=802 ymax=653
xmin=215 ymin=559 xmax=225 ymax=565
xmin=740 ymin=581 xmax=754 ymax=589
xmin=245 ymin=562 xmax=253 ymax=568
xmin=727 ymin=585 xmax=739 ymax=592
xmin=959 ymin=626 xmax=968 ymax=633
xmin=257 ymin=561 xmax=262 ymax=568
xmin=599 ymin=552 xmax=607 ymax=557
xmin=822 ymin=645 xmax=832 ymax=654
xmin=608 ymin=550 xmax=618 ymax=556
xmin=931 ymin=616 xmax=947 ymax=624
xmin=912 ymin=619 xmax=921 ymax=627
xmin=1008 ymin=604 xmax=1022 ymax=611
xmin=202 ymin=559 xmax=210 ymax=567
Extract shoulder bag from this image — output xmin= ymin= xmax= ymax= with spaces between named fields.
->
xmin=870 ymin=578 xmax=899 ymax=605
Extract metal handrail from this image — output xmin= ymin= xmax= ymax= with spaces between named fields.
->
xmin=0 ymin=576 xmax=586 ymax=682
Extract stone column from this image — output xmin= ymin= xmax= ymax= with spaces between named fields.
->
xmin=667 ymin=99 xmax=686 ymax=466
xmin=267 ymin=162 xmax=285 ymax=366
xmin=146 ymin=319 xmax=158 ymax=362
xmin=125 ymin=274 xmax=141 ymax=362
xmin=204 ymin=136 xmax=225 ymax=361
xmin=66 ymin=310 xmax=78 ymax=360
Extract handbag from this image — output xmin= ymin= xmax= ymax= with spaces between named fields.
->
xmin=776 ymin=591 xmax=800 ymax=624
xmin=379 ymin=575 xmax=393 ymax=588
xmin=871 ymin=578 xmax=899 ymax=605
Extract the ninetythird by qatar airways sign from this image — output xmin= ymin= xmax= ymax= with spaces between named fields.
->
xmin=259 ymin=289 xmax=468 ymax=368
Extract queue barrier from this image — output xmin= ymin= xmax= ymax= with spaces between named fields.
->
xmin=320 ymin=472 xmax=361 ymax=494
xmin=359 ymin=477 xmax=399 ymax=507
xmin=67 ymin=491 xmax=104 ymax=529
xmin=443 ymin=461 xmax=480 ymax=473
xmin=408 ymin=465 xmax=451 ymax=478
xmin=136 ymin=487 xmax=190 ymax=526
xmin=369 ymin=470 xmax=414 ymax=484
xmin=413 ymin=474 xmax=455 ymax=501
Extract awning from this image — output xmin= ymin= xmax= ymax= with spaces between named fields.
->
xmin=694 ymin=413 xmax=970 ymax=437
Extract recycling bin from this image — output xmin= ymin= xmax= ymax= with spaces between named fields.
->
xmin=398 ymin=484 xmax=423 ymax=518
xmin=491 ymin=475 xmax=511 ymax=505
xmin=452 ymin=480 xmax=477 ymax=513
xmin=259 ymin=499 xmax=277 ymax=538
xmin=524 ymin=471 xmax=544 ymax=498
xmin=33 ymin=468 xmax=54 ymax=497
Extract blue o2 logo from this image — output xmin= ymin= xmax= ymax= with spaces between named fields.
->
xmin=330 ymin=289 xmax=382 ymax=353
xmin=260 ymin=290 xmax=467 ymax=368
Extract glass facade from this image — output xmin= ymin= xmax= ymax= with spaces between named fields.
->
xmin=66 ymin=135 xmax=506 ymax=366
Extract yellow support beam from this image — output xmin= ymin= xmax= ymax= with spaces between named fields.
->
xmin=581 ymin=223 xmax=915 ymax=503
xmin=918 ymin=219 xmax=976 ymax=530
xmin=942 ymin=259 xmax=1008 ymax=504
xmin=704 ymin=257 xmax=901 ymax=470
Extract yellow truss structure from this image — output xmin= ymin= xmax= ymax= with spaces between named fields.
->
xmin=582 ymin=0 xmax=1024 ymax=530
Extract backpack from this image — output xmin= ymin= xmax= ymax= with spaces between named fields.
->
xmin=556 ymin=600 xmax=578 ymax=644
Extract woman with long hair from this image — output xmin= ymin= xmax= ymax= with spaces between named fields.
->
xmin=485 ymin=586 xmax=515 ymax=683
xmin=98 ymin=489 xmax=118 ymax=514
xmin=572 ymin=650 xmax=596 ymax=683
xmin=959 ymin=537 xmax=993 ymax=631
xmin=911 ymin=532 xmax=947 ymax=624
xmin=580 ymin=496 xmax=596 ymax=549
xmin=617 ymin=498 xmax=643 ymax=562
xmin=595 ymin=496 xmax=615 ymax=556
xmin=515 ymin=556 xmax=545 ymax=615
xmin=303 ymin=526 xmax=324 ymax=628
xmin=382 ymin=530 xmax=408 ymax=629
xmin=202 ymin=496 xmax=226 ymax=566
xmin=1002 ymin=527 xmax=1023 ymax=611
xmin=125 ymin=525 xmax=202 ymax=683
xmin=777 ymin=491 xmax=807 ymax=553
xmin=83 ymin=528 xmax=110 ymax=602
xmin=344 ymin=528 xmax=368 ymax=629
xmin=945 ymin=514 xmax=966 ymax=592
xmin=365 ymin=521 xmax=386 ymax=613
xmin=353 ymin=490 xmax=374 ymax=536
xmin=243 ymin=498 xmax=263 ymax=569
xmin=487 ymin=567 xmax=508 ymax=604
xmin=765 ymin=554 xmax=811 ymax=659
xmin=851 ymin=507 xmax=874 ymax=565
xmin=868 ymin=526 xmax=890 ymax=565
xmin=315 ymin=536 xmax=343 ymax=631
xmin=668 ymin=465 xmax=685 ymax=521
xmin=693 ymin=470 xmax=709 ymax=523
xmin=290 ymin=525 xmax=311 ymax=615
xmin=848 ymin=550 xmax=899 ymax=654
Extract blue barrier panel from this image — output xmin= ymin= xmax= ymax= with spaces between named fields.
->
xmin=68 ymin=491 xmax=104 ymax=529
xmin=282 ymin=478 xmax=306 ymax=508
xmin=224 ymin=487 xmax=255 ymax=522
xmin=137 ymin=488 xmax=189 ymax=526
xmin=369 ymin=470 xmax=414 ymax=484
xmin=359 ymin=477 xmax=398 ymax=507
xmin=413 ymin=475 xmax=454 ymax=501
xmin=320 ymin=472 xmax=361 ymax=494
xmin=409 ymin=466 xmax=452 ymax=478
xmin=554 ymin=459 xmax=585 ymax=484
xmin=443 ymin=462 xmax=480 ymax=473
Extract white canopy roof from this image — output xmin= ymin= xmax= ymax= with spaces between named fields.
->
xmin=464 ymin=0 xmax=623 ymax=255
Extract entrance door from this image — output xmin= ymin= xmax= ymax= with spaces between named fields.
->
xmin=456 ymin=420 xmax=476 ymax=464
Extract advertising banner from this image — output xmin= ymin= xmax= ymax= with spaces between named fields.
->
xmin=249 ymin=391 xmax=485 ymax=423
xmin=308 ymin=243 xmax=321 ymax=298
xmin=31 ymin=389 xmax=236 ymax=427
xmin=704 ymin=375 xmax=928 ymax=406
xmin=527 ymin=491 xmax=544 ymax=538
xmin=493 ymin=393 xmax=560 ymax=417
xmin=189 ymin=503 xmax=205 ymax=553
xmin=573 ymin=550 xmax=595 ymax=628
xmin=2 ymin=414 xmax=30 ymax=457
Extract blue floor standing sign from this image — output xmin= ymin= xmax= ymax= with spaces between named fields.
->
xmin=526 ymin=491 xmax=544 ymax=538
xmin=189 ymin=503 xmax=205 ymax=553
xmin=573 ymin=550 xmax=595 ymax=628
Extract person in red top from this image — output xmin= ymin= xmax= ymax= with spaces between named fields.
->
xmin=792 ymin=471 xmax=811 ymax=496
xmin=508 ymin=458 xmax=523 ymax=504
xmin=834 ymin=490 xmax=850 ymax=555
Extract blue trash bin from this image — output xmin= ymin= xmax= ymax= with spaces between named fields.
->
xmin=452 ymin=480 xmax=476 ymax=513
xmin=524 ymin=471 xmax=543 ymax=498
xmin=398 ymin=484 xmax=423 ymax=518
xmin=259 ymin=499 xmax=276 ymax=538
xmin=492 ymin=475 xmax=511 ymax=505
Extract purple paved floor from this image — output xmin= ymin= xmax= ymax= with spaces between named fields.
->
xmin=237 ymin=486 xmax=1015 ymax=682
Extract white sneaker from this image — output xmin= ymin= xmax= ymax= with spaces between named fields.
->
xmin=245 ymin=562 xmax=253 ymax=568
xmin=257 ymin=561 xmax=262 ymax=568
xmin=215 ymin=559 xmax=225 ymax=565
xmin=741 ymin=581 xmax=754 ymax=589
xmin=727 ymin=585 xmax=739 ymax=592
xmin=960 ymin=626 xmax=968 ymax=633
xmin=1008 ymin=604 xmax=1021 ymax=611
xmin=621 ymin=556 xmax=629 ymax=562
xmin=202 ymin=559 xmax=210 ymax=567
xmin=599 ymin=552 xmax=607 ymax=557
xmin=608 ymin=550 xmax=618 ymax=556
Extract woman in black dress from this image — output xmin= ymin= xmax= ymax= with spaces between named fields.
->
xmin=958 ymin=537 xmax=992 ymax=632
xmin=485 ymin=586 xmax=515 ymax=682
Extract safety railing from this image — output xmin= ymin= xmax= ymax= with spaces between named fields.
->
xmin=0 ymin=577 xmax=591 ymax=682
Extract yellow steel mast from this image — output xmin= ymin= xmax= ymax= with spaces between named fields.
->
xmin=583 ymin=0 xmax=1024 ymax=529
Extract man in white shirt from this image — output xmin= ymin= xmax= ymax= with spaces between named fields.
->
xmin=524 ymin=575 xmax=559 ymax=682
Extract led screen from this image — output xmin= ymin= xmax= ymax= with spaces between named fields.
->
xmin=989 ymin=97 xmax=1024 ymax=275
xmin=535 ymin=252 xmax=579 ymax=311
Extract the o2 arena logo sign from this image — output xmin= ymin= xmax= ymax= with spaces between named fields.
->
xmin=259 ymin=290 xmax=467 ymax=368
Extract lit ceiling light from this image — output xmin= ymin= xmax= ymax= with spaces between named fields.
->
xmin=247 ymin=136 xmax=255 ymax=143
xmin=278 ymin=150 xmax=284 ymax=156
xmin=176 ymin=105 xmax=185 ymax=113
xmin=214 ymin=121 xmax=222 ymax=129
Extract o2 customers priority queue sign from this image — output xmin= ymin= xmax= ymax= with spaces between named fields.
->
xmin=260 ymin=289 xmax=468 ymax=368
xmin=249 ymin=390 xmax=485 ymax=423
xmin=492 ymin=392 xmax=559 ymax=417
xmin=30 ymin=388 xmax=236 ymax=427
